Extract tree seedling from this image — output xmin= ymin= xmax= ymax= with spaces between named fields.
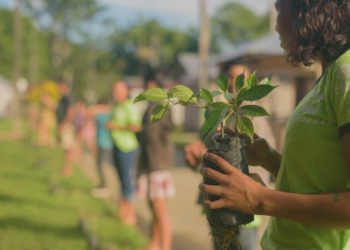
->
xmin=134 ymin=71 xmax=277 ymax=250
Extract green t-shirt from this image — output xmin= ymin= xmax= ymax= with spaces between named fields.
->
xmin=110 ymin=99 xmax=141 ymax=152
xmin=261 ymin=50 xmax=350 ymax=250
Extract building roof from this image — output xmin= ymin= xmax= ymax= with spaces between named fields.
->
xmin=123 ymin=75 xmax=177 ymax=89
xmin=177 ymin=53 xmax=219 ymax=81
xmin=216 ymin=32 xmax=285 ymax=64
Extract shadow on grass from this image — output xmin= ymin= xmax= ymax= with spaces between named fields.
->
xmin=1 ymin=171 xmax=48 ymax=184
xmin=0 ymin=217 xmax=85 ymax=240
xmin=0 ymin=193 xmax=74 ymax=213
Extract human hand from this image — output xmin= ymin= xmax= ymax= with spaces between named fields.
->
xmin=199 ymin=152 xmax=268 ymax=215
xmin=184 ymin=141 xmax=207 ymax=171
xmin=216 ymin=126 xmax=272 ymax=167
xmin=105 ymin=121 xmax=117 ymax=130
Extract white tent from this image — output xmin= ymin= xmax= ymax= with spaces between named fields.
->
xmin=0 ymin=75 xmax=14 ymax=118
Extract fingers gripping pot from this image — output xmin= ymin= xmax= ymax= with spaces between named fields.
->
xmin=203 ymin=135 xmax=254 ymax=228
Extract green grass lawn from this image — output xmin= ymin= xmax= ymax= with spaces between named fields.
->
xmin=0 ymin=123 xmax=147 ymax=250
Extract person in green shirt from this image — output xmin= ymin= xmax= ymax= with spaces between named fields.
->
xmin=198 ymin=0 xmax=350 ymax=249
xmin=106 ymin=80 xmax=141 ymax=226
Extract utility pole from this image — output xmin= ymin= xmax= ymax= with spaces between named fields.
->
xmin=86 ymin=39 xmax=97 ymax=105
xmin=29 ymin=17 xmax=38 ymax=85
xmin=197 ymin=0 xmax=210 ymax=129
xmin=13 ymin=0 xmax=22 ymax=134
xmin=198 ymin=0 xmax=210 ymax=91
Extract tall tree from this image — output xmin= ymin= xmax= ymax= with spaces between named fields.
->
xmin=211 ymin=2 xmax=270 ymax=45
xmin=13 ymin=0 xmax=22 ymax=134
xmin=36 ymin=0 xmax=103 ymax=84
xmin=24 ymin=0 xmax=41 ymax=85
xmin=107 ymin=19 xmax=221 ymax=76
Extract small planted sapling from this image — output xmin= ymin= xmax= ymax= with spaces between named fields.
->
xmin=134 ymin=71 xmax=277 ymax=250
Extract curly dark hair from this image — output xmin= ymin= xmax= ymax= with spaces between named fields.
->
xmin=288 ymin=0 xmax=350 ymax=66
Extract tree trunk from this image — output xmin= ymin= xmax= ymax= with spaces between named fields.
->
xmin=198 ymin=0 xmax=210 ymax=90
xmin=86 ymin=42 xmax=97 ymax=104
xmin=29 ymin=19 xmax=38 ymax=85
xmin=198 ymin=0 xmax=210 ymax=130
xmin=13 ymin=0 xmax=22 ymax=135
xmin=51 ymin=35 xmax=61 ymax=79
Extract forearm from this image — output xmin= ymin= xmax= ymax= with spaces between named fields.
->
xmin=119 ymin=125 xmax=141 ymax=132
xmin=60 ymin=108 xmax=75 ymax=126
xmin=89 ymin=105 xmax=110 ymax=116
xmin=110 ymin=123 xmax=141 ymax=132
xmin=260 ymin=188 xmax=350 ymax=230
xmin=261 ymin=148 xmax=282 ymax=178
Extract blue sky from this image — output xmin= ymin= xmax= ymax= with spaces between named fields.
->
xmin=99 ymin=0 xmax=271 ymax=29
xmin=1 ymin=0 xmax=271 ymax=30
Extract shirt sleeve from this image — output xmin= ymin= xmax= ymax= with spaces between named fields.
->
xmin=329 ymin=62 xmax=350 ymax=137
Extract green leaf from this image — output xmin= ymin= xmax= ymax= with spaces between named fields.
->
xmin=133 ymin=94 xmax=147 ymax=104
xmin=204 ymin=108 xmax=211 ymax=120
xmin=212 ymin=102 xmax=228 ymax=107
xmin=198 ymin=88 xmax=213 ymax=104
xmin=173 ymin=85 xmax=197 ymax=103
xmin=236 ymin=87 xmax=247 ymax=106
xmin=202 ymin=106 xmax=228 ymax=142
xmin=238 ymin=116 xmax=254 ymax=143
xmin=137 ymin=88 xmax=168 ymax=102
xmin=259 ymin=75 xmax=272 ymax=85
xmin=204 ymin=106 xmax=223 ymax=119
xmin=239 ymin=105 xmax=271 ymax=117
xmin=224 ymin=93 xmax=237 ymax=103
xmin=212 ymin=90 xmax=223 ymax=97
xmin=238 ymin=85 xmax=278 ymax=102
xmin=151 ymin=102 xmax=170 ymax=124
xmin=235 ymin=71 xmax=245 ymax=93
xmin=167 ymin=88 xmax=175 ymax=98
xmin=245 ymin=71 xmax=257 ymax=90
xmin=217 ymin=73 xmax=229 ymax=93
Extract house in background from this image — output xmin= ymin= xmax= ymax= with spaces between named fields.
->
xmin=0 ymin=75 xmax=15 ymax=119
xmin=176 ymin=53 xmax=220 ymax=132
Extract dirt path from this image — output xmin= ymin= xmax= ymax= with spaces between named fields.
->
xmin=80 ymin=152 xmax=270 ymax=250
xmin=80 ymin=152 xmax=212 ymax=250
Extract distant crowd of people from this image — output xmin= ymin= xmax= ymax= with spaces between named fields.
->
xmin=26 ymin=70 xmax=176 ymax=250
xmin=25 ymin=64 xmax=275 ymax=250
xmin=27 ymin=66 xmax=258 ymax=250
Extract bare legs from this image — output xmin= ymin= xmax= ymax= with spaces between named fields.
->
xmin=119 ymin=199 xmax=136 ymax=226
xmin=148 ymin=199 xmax=172 ymax=250
xmin=62 ymin=150 xmax=74 ymax=176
